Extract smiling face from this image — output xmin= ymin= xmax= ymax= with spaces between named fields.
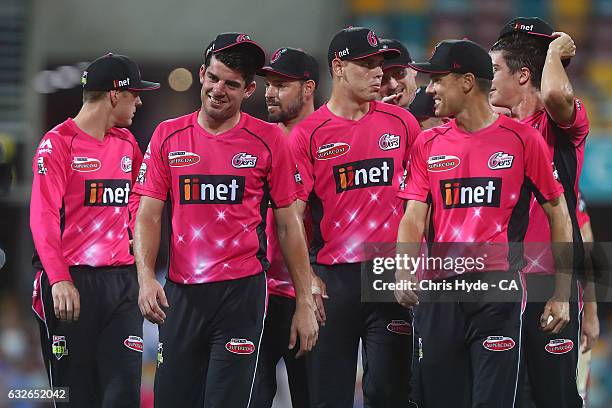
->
xmin=200 ymin=55 xmax=255 ymax=122
xmin=112 ymin=90 xmax=142 ymax=127
xmin=380 ymin=66 xmax=418 ymax=107
xmin=489 ymin=50 xmax=522 ymax=109
xmin=425 ymin=73 xmax=466 ymax=118
xmin=264 ymin=73 xmax=305 ymax=124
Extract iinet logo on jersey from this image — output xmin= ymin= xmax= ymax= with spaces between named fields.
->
xmin=333 ymin=158 xmax=394 ymax=193
xmin=84 ymin=179 xmax=131 ymax=206
xmin=440 ymin=177 xmax=502 ymax=209
xmin=179 ymin=175 xmax=245 ymax=204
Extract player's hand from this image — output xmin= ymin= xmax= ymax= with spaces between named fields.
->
xmin=138 ymin=277 xmax=169 ymax=325
xmin=51 ymin=280 xmax=80 ymax=322
xmin=580 ymin=305 xmax=600 ymax=353
xmin=311 ymin=274 xmax=328 ymax=326
xmin=382 ymin=93 xmax=403 ymax=105
xmin=289 ymin=299 xmax=319 ymax=358
xmin=540 ymin=297 xmax=570 ymax=333
xmin=549 ymin=32 xmax=576 ymax=61
xmin=394 ymin=269 xmax=419 ymax=308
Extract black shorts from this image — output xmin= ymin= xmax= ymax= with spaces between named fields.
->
xmin=518 ymin=274 xmax=583 ymax=408
xmin=34 ymin=265 xmax=143 ymax=408
xmin=154 ymin=272 xmax=267 ymax=408
xmin=251 ymin=294 xmax=309 ymax=408
xmin=413 ymin=271 xmax=524 ymax=408
xmin=306 ymin=263 xmax=414 ymax=408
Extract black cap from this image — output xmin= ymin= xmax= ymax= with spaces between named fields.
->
xmin=380 ymin=39 xmax=412 ymax=70
xmin=496 ymin=17 xmax=571 ymax=67
xmin=258 ymin=47 xmax=319 ymax=84
xmin=411 ymin=39 xmax=493 ymax=80
xmin=81 ymin=53 xmax=160 ymax=91
xmin=204 ymin=32 xmax=266 ymax=69
xmin=327 ymin=27 xmax=400 ymax=68
xmin=408 ymin=86 xmax=435 ymax=120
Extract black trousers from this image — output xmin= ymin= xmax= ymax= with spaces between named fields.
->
xmin=306 ymin=263 xmax=414 ymax=408
xmin=412 ymin=271 xmax=524 ymax=408
xmin=154 ymin=272 xmax=267 ymax=408
xmin=251 ymin=294 xmax=309 ymax=408
xmin=517 ymin=274 xmax=583 ymax=408
xmin=34 ymin=265 xmax=143 ymax=408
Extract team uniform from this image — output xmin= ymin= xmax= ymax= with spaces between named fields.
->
xmin=30 ymin=118 xmax=144 ymax=407
xmin=400 ymin=114 xmax=564 ymax=407
xmin=520 ymin=99 xmax=589 ymax=408
xmin=133 ymin=111 xmax=300 ymax=407
xmin=292 ymin=100 xmax=421 ymax=407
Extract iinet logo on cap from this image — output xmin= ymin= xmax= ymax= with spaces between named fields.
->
xmin=514 ymin=23 xmax=534 ymax=31
xmin=113 ymin=78 xmax=130 ymax=88
xmin=338 ymin=47 xmax=350 ymax=58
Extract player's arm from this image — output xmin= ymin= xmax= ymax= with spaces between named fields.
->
xmin=30 ymin=137 xmax=80 ymax=322
xmin=274 ymin=203 xmax=319 ymax=357
xmin=539 ymin=194 xmax=572 ymax=333
xmin=580 ymin=220 xmax=599 ymax=352
xmin=541 ymin=32 xmax=576 ymax=125
xmin=128 ymin=140 xmax=144 ymax=234
xmin=134 ymin=196 xmax=168 ymax=325
xmin=396 ymin=200 xmax=429 ymax=307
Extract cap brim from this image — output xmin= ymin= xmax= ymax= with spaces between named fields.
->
xmin=383 ymin=61 xmax=413 ymax=70
xmin=128 ymin=80 xmax=161 ymax=91
xmin=213 ymin=41 xmax=266 ymax=69
xmin=351 ymin=48 xmax=400 ymax=61
xmin=256 ymin=67 xmax=306 ymax=79
xmin=408 ymin=62 xmax=451 ymax=74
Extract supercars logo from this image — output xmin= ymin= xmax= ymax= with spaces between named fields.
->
xmin=52 ymin=335 xmax=69 ymax=360
xmin=72 ymin=157 xmax=101 ymax=172
xmin=168 ymin=151 xmax=200 ymax=167
xmin=545 ymin=339 xmax=573 ymax=355
xmin=124 ymin=336 xmax=143 ymax=352
xmin=232 ymin=152 xmax=258 ymax=169
xmin=270 ymin=48 xmax=287 ymax=63
xmin=121 ymin=156 xmax=132 ymax=172
xmin=428 ymin=155 xmax=460 ymax=172
xmin=379 ymin=133 xmax=400 ymax=151
xmin=316 ymin=142 xmax=350 ymax=160
xmin=225 ymin=338 xmax=255 ymax=355
xmin=487 ymin=152 xmax=514 ymax=170
xmin=482 ymin=336 xmax=515 ymax=351
xmin=386 ymin=320 xmax=412 ymax=335
xmin=367 ymin=30 xmax=378 ymax=47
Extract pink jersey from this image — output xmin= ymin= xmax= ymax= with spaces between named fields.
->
xmin=133 ymin=111 xmax=301 ymax=284
xmin=522 ymin=99 xmax=589 ymax=274
xmin=291 ymin=101 xmax=421 ymax=265
xmin=399 ymin=114 xmax=563 ymax=279
xmin=30 ymin=118 xmax=143 ymax=285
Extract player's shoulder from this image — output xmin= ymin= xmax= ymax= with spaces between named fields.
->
xmin=372 ymin=100 xmax=413 ymax=120
xmin=292 ymin=106 xmax=333 ymax=136
xmin=498 ymin=114 xmax=541 ymax=142
xmin=241 ymin=113 xmax=283 ymax=139
xmin=109 ymin=126 xmax=138 ymax=144
xmin=37 ymin=119 xmax=79 ymax=152
xmin=153 ymin=112 xmax=196 ymax=141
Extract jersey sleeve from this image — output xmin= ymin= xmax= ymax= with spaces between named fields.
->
xmin=290 ymin=125 xmax=313 ymax=202
xmin=132 ymin=125 xmax=171 ymax=201
xmin=127 ymin=134 xmax=144 ymax=232
xmin=554 ymin=98 xmax=589 ymax=147
xmin=399 ymin=108 xmax=423 ymax=168
xmin=29 ymin=134 xmax=72 ymax=285
xmin=524 ymin=129 xmax=564 ymax=203
xmin=398 ymin=133 xmax=430 ymax=203
xmin=268 ymin=128 xmax=301 ymax=208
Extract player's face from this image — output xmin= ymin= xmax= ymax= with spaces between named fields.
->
xmin=489 ymin=50 xmax=520 ymax=109
xmin=264 ymin=73 xmax=305 ymax=124
xmin=380 ymin=67 xmax=418 ymax=107
xmin=426 ymin=73 xmax=463 ymax=117
xmin=343 ymin=55 xmax=385 ymax=102
xmin=201 ymin=56 xmax=255 ymax=122
xmin=113 ymin=90 xmax=142 ymax=128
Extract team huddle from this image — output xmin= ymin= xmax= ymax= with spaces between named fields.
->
xmin=30 ymin=15 xmax=598 ymax=408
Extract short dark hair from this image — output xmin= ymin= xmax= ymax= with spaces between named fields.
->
xmin=205 ymin=48 xmax=257 ymax=85
xmin=476 ymin=78 xmax=492 ymax=94
xmin=490 ymin=32 xmax=549 ymax=90
xmin=82 ymin=90 xmax=107 ymax=103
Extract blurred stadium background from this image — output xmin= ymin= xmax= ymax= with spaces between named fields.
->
xmin=0 ymin=0 xmax=610 ymax=406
